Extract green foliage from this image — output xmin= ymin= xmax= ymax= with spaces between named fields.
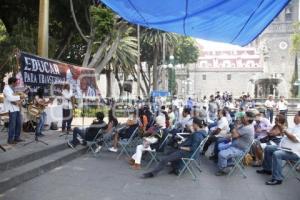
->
xmin=90 ymin=6 xmax=114 ymax=41
xmin=141 ymin=29 xmax=178 ymax=65
xmin=292 ymin=22 xmax=300 ymax=52
xmin=290 ymin=56 xmax=298 ymax=97
xmin=174 ymin=36 xmax=199 ymax=64
xmin=73 ymin=106 xmax=109 ymax=118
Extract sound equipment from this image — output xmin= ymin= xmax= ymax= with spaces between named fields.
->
xmin=124 ymin=81 xmax=132 ymax=93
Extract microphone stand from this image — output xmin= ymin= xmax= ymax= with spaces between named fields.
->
xmin=24 ymin=102 xmax=48 ymax=146
xmin=0 ymin=144 xmax=6 ymax=152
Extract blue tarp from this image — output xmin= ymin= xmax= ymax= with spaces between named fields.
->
xmin=101 ymin=0 xmax=290 ymax=46
xmin=151 ymin=90 xmax=170 ymax=97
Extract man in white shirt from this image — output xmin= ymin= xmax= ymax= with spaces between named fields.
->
xmin=62 ymin=84 xmax=73 ymax=132
xmin=174 ymin=108 xmax=193 ymax=131
xmin=257 ymin=112 xmax=300 ymax=185
xmin=202 ymin=109 xmax=230 ymax=159
xmin=277 ymin=96 xmax=288 ymax=118
xmin=264 ymin=95 xmax=276 ymax=123
xmin=3 ymin=77 xmax=24 ymax=144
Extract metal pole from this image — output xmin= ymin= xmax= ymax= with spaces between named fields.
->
xmin=37 ymin=0 xmax=49 ymax=57
xmin=137 ymin=25 xmax=141 ymax=97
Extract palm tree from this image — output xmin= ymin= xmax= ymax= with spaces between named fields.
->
xmin=141 ymin=29 xmax=178 ymax=91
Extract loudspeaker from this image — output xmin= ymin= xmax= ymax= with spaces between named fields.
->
xmin=124 ymin=81 xmax=132 ymax=93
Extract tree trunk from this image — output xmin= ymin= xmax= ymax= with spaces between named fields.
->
xmin=106 ymin=68 xmax=112 ymax=98
xmin=152 ymin=47 xmax=159 ymax=91
xmin=82 ymin=39 xmax=93 ymax=67
xmin=114 ymin=66 xmax=124 ymax=96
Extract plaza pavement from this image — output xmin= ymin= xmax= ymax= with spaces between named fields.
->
xmin=1 ymin=149 xmax=299 ymax=200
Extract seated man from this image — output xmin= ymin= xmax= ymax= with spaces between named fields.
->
xmin=215 ymin=111 xmax=255 ymax=176
xmin=67 ymin=112 xmax=107 ymax=148
xmin=252 ymin=114 xmax=284 ymax=167
xmin=171 ymin=107 xmax=193 ymax=133
xmin=202 ymin=109 xmax=230 ymax=159
xmin=254 ymin=111 xmax=272 ymax=139
xmin=256 ymin=112 xmax=300 ymax=185
xmin=142 ymin=117 xmax=207 ymax=178
xmin=109 ymin=111 xmax=139 ymax=152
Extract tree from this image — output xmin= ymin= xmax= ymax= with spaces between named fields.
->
xmin=291 ymin=22 xmax=300 ymax=97
xmin=141 ymin=29 xmax=178 ymax=92
xmin=174 ymin=36 xmax=200 ymax=65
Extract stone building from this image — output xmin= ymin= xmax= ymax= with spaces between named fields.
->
xmin=175 ymin=46 xmax=263 ymax=99
xmin=250 ymin=0 xmax=299 ymax=98
xmin=175 ymin=0 xmax=299 ymax=99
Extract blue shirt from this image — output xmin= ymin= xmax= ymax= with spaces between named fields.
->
xmin=180 ymin=129 xmax=207 ymax=158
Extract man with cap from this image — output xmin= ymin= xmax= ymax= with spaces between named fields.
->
xmin=215 ymin=111 xmax=255 ymax=176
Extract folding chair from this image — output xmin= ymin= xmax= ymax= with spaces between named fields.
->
xmin=227 ymin=141 xmax=254 ymax=178
xmin=145 ymin=132 xmax=172 ymax=169
xmin=117 ymin=127 xmax=139 ymax=159
xmin=87 ymin=128 xmax=105 ymax=156
xmin=178 ymin=136 xmax=208 ymax=180
xmin=284 ymin=156 xmax=300 ymax=181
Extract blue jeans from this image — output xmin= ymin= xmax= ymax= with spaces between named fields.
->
xmin=36 ymin=112 xmax=46 ymax=135
xmin=8 ymin=111 xmax=21 ymax=142
xmin=266 ymin=109 xmax=274 ymax=124
xmin=262 ymin=145 xmax=299 ymax=181
xmin=214 ymin=137 xmax=230 ymax=157
xmin=218 ymin=146 xmax=244 ymax=169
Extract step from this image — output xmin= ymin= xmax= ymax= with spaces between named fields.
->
xmin=0 ymin=142 xmax=68 ymax=172
xmin=0 ymin=146 xmax=86 ymax=194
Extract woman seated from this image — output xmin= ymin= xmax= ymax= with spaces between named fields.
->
xmin=251 ymin=114 xmax=285 ymax=167
xmin=108 ymin=110 xmax=139 ymax=152
xmin=128 ymin=111 xmax=167 ymax=170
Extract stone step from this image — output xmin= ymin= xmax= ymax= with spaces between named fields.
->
xmin=0 ymin=146 xmax=86 ymax=194
xmin=0 ymin=142 xmax=68 ymax=172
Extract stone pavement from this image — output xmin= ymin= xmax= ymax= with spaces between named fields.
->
xmin=1 ymin=151 xmax=299 ymax=200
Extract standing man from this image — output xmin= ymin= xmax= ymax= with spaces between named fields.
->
xmin=3 ymin=77 xmax=24 ymax=144
xmin=277 ymin=96 xmax=288 ymax=119
xmin=62 ymin=84 xmax=73 ymax=132
xmin=34 ymin=87 xmax=53 ymax=137
xmin=264 ymin=95 xmax=276 ymax=124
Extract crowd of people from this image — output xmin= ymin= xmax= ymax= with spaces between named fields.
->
xmin=2 ymin=78 xmax=299 ymax=185
xmin=65 ymin=92 xmax=299 ymax=186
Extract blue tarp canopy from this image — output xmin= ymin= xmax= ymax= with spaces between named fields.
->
xmin=101 ymin=0 xmax=290 ymax=46
xmin=151 ymin=90 xmax=170 ymax=97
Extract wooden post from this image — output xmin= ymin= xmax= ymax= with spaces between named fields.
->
xmin=37 ymin=0 xmax=49 ymax=57
xmin=137 ymin=25 xmax=141 ymax=97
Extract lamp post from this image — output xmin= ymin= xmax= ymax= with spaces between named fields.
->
xmin=168 ymin=55 xmax=175 ymax=96
xmin=294 ymin=79 xmax=300 ymax=98
xmin=37 ymin=0 xmax=49 ymax=57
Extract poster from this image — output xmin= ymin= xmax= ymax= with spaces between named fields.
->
xmin=19 ymin=52 xmax=100 ymax=98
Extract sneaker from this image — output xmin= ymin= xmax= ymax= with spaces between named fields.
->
xmin=108 ymin=147 xmax=118 ymax=152
xmin=128 ymin=158 xmax=135 ymax=166
xmin=265 ymin=179 xmax=282 ymax=185
xmin=141 ymin=172 xmax=154 ymax=179
xmin=131 ymin=164 xmax=141 ymax=170
xmin=77 ymin=136 xmax=84 ymax=144
xmin=95 ymin=145 xmax=102 ymax=153
xmin=67 ymin=141 xmax=75 ymax=149
xmin=14 ymin=138 xmax=25 ymax=143
xmin=215 ymin=170 xmax=228 ymax=176
xmin=256 ymin=169 xmax=272 ymax=175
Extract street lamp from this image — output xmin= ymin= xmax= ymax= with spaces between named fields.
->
xmin=168 ymin=55 xmax=176 ymax=96
xmin=293 ymin=79 xmax=300 ymax=98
